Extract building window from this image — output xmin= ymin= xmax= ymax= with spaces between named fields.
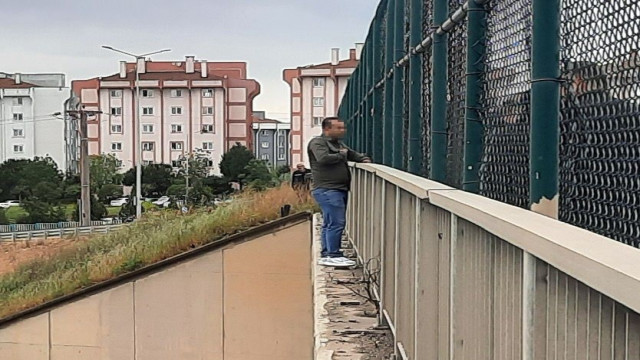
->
xmin=313 ymin=97 xmax=325 ymax=107
xmin=171 ymin=160 xmax=180 ymax=167
xmin=142 ymin=142 xmax=154 ymax=151
xmin=261 ymin=154 xmax=270 ymax=161
xmin=142 ymin=107 xmax=154 ymax=115
xmin=202 ymin=142 xmax=213 ymax=150
xmin=111 ymin=107 xmax=122 ymax=116
xmin=142 ymin=124 xmax=154 ymax=133
xmin=111 ymin=142 xmax=122 ymax=151
xmin=261 ymin=141 xmax=269 ymax=149
xmin=12 ymin=129 xmax=24 ymax=137
xmin=171 ymin=106 xmax=183 ymax=115
xmin=13 ymin=113 xmax=23 ymax=121
xmin=202 ymin=89 xmax=214 ymax=97
xmin=13 ymin=145 xmax=24 ymax=153
xmin=13 ymin=98 xmax=23 ymax=106
xmin=278 ymin=149 xmax=286 ymax=161
xmin=171 ymin=124 xmax=182 ymax=133
xmin=202 ymin=106 xmax=214 ymax=115
xmin=313 ymin=78 xmax=325 ymax=87
xmin=111 ymin=124 xmax=122 ymax=133
xmin=110 ymin=90 xmax=122 ymax=98
xmin=313 ymin=117 xmax=323 ymax=126
xmin=260 ymin=130 xmax=269 ymax=136
xmin=170 ymin=142 xmax=183 ymax=151
xmin=202 ymin=124 xmax=214 ymax=133
xmin=170 ymin=89 xmax=182 ymax=97
xmin=143 ymin=160 xmax=153 ymax=166
xmin=278 ymin=135 xmax=286 ymax=147
xmin=142 ymin=89 xmax=154 ymax=98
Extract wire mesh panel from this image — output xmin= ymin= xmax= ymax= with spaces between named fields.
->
xmin=478 ymin=0 xmax=533 ymax=208
xmin=421 ymin=0 xmax=434 ymax=178
xmin=403 ymin=5 xmax=411 ymax=170
xmin=444 ymin=0 xmax=467 ymax=188
xmin=559 ymin=0 xmax=640 ymax=247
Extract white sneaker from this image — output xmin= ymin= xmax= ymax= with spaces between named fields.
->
xmin=318 ymin=257 xmax=356 ymax=267
xmin=334 ymin=257 xmax=357 ymax=266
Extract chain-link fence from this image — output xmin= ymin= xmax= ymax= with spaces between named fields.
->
xmin=478 ymin=0 xmax=532 ymax=208
xmin=341 ymin=0 xmax=640 ymax=248
xmin=559 ymin=0 xmax=640 ymax=247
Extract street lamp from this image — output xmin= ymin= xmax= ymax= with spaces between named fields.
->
xmin=101 ymin=46 xmax=171 ymax=218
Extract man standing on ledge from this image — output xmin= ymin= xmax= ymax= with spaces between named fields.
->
xmin=308 ymin=117 xmax=371 ymax=267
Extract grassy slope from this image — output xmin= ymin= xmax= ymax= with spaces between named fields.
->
xmin=0 ymin=186 xmax=316 ymax=319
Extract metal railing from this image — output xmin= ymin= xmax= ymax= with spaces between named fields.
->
xmin=0 ymin=224 xmax=124 ymax=242
xmin=339 ymin=0 xmax=640 ymax=248
xmin=0 ymin=220 xmax=121 ymax=234
xmin=346 ymin=163 xmax=640 ymax=359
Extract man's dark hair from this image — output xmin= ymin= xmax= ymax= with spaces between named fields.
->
xmin=322 ymin=117 xmax=341 ymax=130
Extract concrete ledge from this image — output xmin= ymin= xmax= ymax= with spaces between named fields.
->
xmin=312 ymin=214 xmax=393 ymax=359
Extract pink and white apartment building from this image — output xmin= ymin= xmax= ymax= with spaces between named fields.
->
xmin=283 ymin=45 xmax=362 ymax=166
xmin=72 ymin=56 xmax=260 ymax=175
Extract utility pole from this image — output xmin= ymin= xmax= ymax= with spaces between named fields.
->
xmin=101 ymin=46 xmax=171 ymax=219
xmin=68 ymin=107 xmax=102 ymax=227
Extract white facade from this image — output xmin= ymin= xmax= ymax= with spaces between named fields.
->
xmin=0 ymin=85 xmax=69 ymax=170
xmin=284 ymin=46 xmax=359 ymax=167
xmin=94 ymin=87 xmax=225 ymax=175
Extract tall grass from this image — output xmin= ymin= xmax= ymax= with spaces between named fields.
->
xmin=0 ymin=185 xmax=317 ymax=319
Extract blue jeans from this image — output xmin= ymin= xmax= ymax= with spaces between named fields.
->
xmin=312 ymin=188 xmax=348 ymax=258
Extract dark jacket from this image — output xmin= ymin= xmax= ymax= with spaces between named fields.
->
xmin=307 ymin=136 xmax=368 ymax=191
xmin=291 ymin=169 xmax=312 ymax=188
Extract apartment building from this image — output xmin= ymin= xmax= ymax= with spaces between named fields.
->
xmin=72 ymin=56 xmax=260 ymax=175
xmin=283 ymin=44 xmax=362 ymax=166
xmin=251 ymin=112 xmax=290 ymax=168
xmin=0 ymin=73 xmax=70 ymax=170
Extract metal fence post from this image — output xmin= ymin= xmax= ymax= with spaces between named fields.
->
xmin=430 ymin=0 xmax=449 ymax=182
xmin=526 ymin=1 xmax=561 ymax=360
xmin=530 ymin=0 xmax=560 ymax=218
xmin=372 ymin=5 xmax=385 ymax=163
xmin=392 ymin=0 xmax=405 ymax=169
xmin=462 ymin=0 xmax=488 ymax=193
xmin=407 ymin=0 xmax=424 ymax=175
xmin=383 ymin=0 xmax=395 ymax=166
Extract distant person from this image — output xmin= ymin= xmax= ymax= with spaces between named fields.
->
xmin=308 ymin=117 xmax=371 ymax=267
xmin=291 ymin=163 xmax=312 ymax=190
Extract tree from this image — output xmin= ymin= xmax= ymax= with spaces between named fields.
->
xmin=0 ymin=209 xmax=8 ymax=225
xmin=31 ymin=181 xmax=63 ymax=204
xmin=97 ymin=184 xmax=123 ymax=203
xmin=219 ymin=144 xmax=254 ymax=183
xmin=0 ymin=157 xmax=63 ymax=201
xmin=19 ymin=199 xmax=66 ymax=224
xmin=118 ymin=194 xmax=144 ymax=218
xmin=72 ymin=195 xmax=108 ymax=221
xmin=202 ymin=176 xmax=232 ymax=196
xmin=123 ymin=164 xmax=175 ymax=197
xmin=166 ymin=184 xmax=186 ymax=200
xmin=243 ymin=160 xmax=278 ymax=190
xmin=90 ymin=154 xmax=123 ymax=191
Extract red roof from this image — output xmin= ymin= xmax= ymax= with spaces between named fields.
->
xmin=300 ymin=58 xmax=359 ymax=70
xmin=253 ymin=117 xmax=281 ymax=124
xmin=125 ymin=61 xmax=247 ymax=79
xmin=0 ymin=78 xmax=39 ymax=88
xmin=100 ymin=71 xmax=224 ymax=82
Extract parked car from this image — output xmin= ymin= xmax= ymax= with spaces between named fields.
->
xmin=0 ymin=200 xmax=20 ymax=209
xmin=152 ymin=196 xmax=170 ymax=207
xmin=109 ymin=197 xmax=129 ymax=207
xmin=213 ymin=198 xmax=233 ymax=206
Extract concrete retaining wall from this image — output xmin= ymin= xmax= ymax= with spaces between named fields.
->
xmin=0 ymin=219 xmax=313 ymax=360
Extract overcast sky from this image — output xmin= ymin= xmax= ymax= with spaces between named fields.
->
xmin=1 ymin=0 xmax=378 ymax=121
